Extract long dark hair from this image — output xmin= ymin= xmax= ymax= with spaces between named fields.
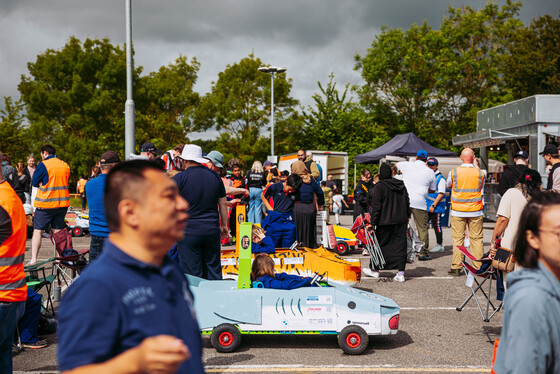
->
xmin=516 ymin=169 xmax=542 ymax=198
xmin=514 ymin=191 xmax=560 ymax=268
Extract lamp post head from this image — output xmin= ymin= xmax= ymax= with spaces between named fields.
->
xmin=258 ymin=66 xmax=287 ymax=74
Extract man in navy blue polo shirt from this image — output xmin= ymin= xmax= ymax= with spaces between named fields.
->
xmin=261 ymin=174 xmax=302 ymax=248
xmin=173 ymin=145 xmax=228 ymax=280
xmin=57 ymin=160 xmax=204 ymax=374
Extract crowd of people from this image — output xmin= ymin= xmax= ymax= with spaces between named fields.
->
xmin=2 ymin=140 xmax=560 ymax=372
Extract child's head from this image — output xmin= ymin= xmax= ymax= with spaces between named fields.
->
xmin=252 ymin=224 xmax=266 ymax=244
xmin=251 ymin=254 xmax=275 ymax=281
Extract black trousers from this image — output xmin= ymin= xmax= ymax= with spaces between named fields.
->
xmin=293 ymin=202 xmax=317 ymax=248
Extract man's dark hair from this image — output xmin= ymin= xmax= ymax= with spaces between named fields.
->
xmin=104 ymin=160 xmax=165 ymax=232
xmin=40 ymin=145 xmax=56 ymax=156
xmin=231 ymin=164 xmax=240 ymax=170
xmin=321 ymin=181 xmax=326 ymax=187
xmin=514 ymin=191 xmax=560 ymax=268
xmin=417 ymin=156 xmax=427 ymax=162
xmin=361 ymin=168 xmax=371 ymax=177
xmin=286 ymin=174 xmax=303 ymax=191
xmin=281 ymin=170 xmax=289 ymax=177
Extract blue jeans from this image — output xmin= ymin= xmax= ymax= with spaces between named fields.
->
xmin=248 ymin=187 xmax=263 ymax=224
xmin=178 ymin=233 xmax=222 ymax=280
xmin=89 ymin=235 xmax=107 ymax=261
xmin=0 ymin=300 xmax=25 ymax=373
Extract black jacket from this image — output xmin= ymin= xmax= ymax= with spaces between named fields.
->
xmin=498 ymin=164 xmax=528 ymax=196
xmin=353 ymin=180 xmax=373 ymax=219
xmin=369 ymin=178 xmax=410 ymax=226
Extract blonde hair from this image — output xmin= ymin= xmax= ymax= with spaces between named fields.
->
xmin=251 ymin=161 xmax=264 ymax=173
xmin=251 ymin=254 xmax=275 ymax=281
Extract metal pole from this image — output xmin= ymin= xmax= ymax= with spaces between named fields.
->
xmin=270 ymin=73 xmax=275 ymax=157
xmin=124 ymin=0 xmax=135 ymax=160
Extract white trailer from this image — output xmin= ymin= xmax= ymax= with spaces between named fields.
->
xmin=278 ymin=151 xmax=349 ymax=194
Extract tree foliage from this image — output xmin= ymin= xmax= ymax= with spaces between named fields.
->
xmin=503 ymin=13 xmax=560 ymax=99
xmin=354 ymin=0 xmax=524 ymax=150
xmin=0 ymin=97 xmax=29 ymax=163
xmin=194 ymin=53 xmax=301 ymax=166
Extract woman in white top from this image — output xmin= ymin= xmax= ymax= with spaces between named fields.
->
xmin=332 ymin=187 xmax=349 ymax=225
xmin=491 ymin=168 xmax=542 ymax=265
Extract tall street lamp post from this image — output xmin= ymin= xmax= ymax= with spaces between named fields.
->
xmin=124 ymin=0 xmax=135 ymax=159
xmin=258 ymin=66 xmax=286 ymax=160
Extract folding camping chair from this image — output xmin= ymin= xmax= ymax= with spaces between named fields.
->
xmin=24 ymin=259 xmax=56 ymax=317
xmin=350 ymin=214 xmax=385 ymax=269
xmin=50 ymin=228 xmax=89 ymax=292
xmin=455 ymin=245 xmax=503 ymax=322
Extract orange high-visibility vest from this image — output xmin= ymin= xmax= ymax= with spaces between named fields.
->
xmin=451 ymin=166 xmax=484 ymax=212
xmin=77 ymin=178 xmax=87 ymax=193
xmin=0 ymin=181 xmax=27 ymax=302
xmin=34 ymin=157 xmax=70 ymax=209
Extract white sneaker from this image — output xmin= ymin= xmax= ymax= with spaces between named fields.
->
xmin=361 ymin=249 xmax=369 ymax=256
xmin=362 ymin=268 xmax=379 ymax=278
xmin=393 ymin=274 xmax=405 ymax=283
xmin=429 ymin=244 xmax=444 ymax=253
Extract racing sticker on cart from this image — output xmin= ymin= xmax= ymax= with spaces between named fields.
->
xmin=283 ymin=257 xmax=304 ymax=265
xmin=221 ymin=258 xmax=237 ymax=266
xmin=306 ymin=295 xmax=333 ymax=305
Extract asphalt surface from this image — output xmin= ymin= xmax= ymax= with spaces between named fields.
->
xmin=14 ymin=214 xmax=501 ymax=373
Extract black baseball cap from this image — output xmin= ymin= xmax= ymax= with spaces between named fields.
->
xmin=140 ymin=142 xmax=161 ymax=154
xmin=539 ymin=144 xmax=558 ymax=156
xmin=514 ymin=150 xmax=529 ymax=159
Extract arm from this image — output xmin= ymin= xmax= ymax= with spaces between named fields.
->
xmin=428 ymin=193 xmax=444 ymax=213
xmin=32 ymin=162 xmax=48 ymax=187
xmin=218 ymin=197 xmax=229 ymax=239
xmin=490 ymin=215 xmax=510 ymax=257
xmin=252 ymin=236 xmax=275 ymax=254
xmin=261 ymin=273 xmax=313 ymax=290
xmin=261 ymin=191 xmax=273 ymax=211
xmin=225 ymin=186 xmax=249 ymax=197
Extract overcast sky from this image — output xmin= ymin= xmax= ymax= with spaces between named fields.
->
xmin=1 ymin=0 xmax=558 ymax=139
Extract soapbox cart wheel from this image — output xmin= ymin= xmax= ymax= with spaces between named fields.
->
xmin=338 ymin=325 xmax=369 ymax=355
xmin=335 ymin=241 xmax=349 ymax=255
xmin=72 ymin=227 xmax=83 ymax=237
xmin=210 ymin=324 xmax=241 ymax=353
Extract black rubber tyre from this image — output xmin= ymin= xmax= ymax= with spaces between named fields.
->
xmin=335 ymin=241 xmax=349 ymax=255
xmin=72 ymin=227 xmax=82 ymax=237
xmin=210 ymin=324 xmax=241 ymax=353
xmin=338 ymin=325 xmax=369 ymax=355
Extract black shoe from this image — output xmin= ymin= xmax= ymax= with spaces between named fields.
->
xmin=448 ymin=268 xmax=462 ymax=276
xmin=22 ymin=339 xmax=47 ymax=349
xmin=418 ymin=255 xmax=432 ymax=261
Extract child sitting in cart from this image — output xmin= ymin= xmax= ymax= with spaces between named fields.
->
xmin=252 ymin=225 xmax=275 ymax=254
xmin=251 ymin=254 xmax=315 ymax=290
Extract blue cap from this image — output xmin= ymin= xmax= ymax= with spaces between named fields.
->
xmin=427 ymin=157 xmax=438 ymax=165
xmin=416 ymin=150 xmax=428 ymax=158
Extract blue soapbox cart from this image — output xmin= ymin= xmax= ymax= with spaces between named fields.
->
xmin=187 ymin=223 xmax=400 ymax=355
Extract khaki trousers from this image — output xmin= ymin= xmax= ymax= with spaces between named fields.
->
xmin=450 ymin=215 xmax=484 ymax=270
xmin=411 ymin=208 xmax=429 ymax=255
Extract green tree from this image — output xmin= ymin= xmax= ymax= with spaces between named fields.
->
xmin=355 ymin=0 xmax=523 ymax=150
xmin=503 ymin=13 xmax=560 ymax=99
xmin=302 ymin=74 xmax=390 ymax=189
xmin=136 ymin=55 xmax=201 ymax=149
xmin=193 ymin=53 xmax=300 ymax=165
xmin=18 ymin=37 xmax=135 ymax=180
xmin=0 ymin=97 xmax=30 ymax=163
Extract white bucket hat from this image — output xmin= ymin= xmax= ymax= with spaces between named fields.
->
xmin=178 ymin=144 xmax=207 ymax=164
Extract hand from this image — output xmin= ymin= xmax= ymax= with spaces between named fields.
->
xmin=220 ymin=224 xmax=229 ymax=240
xmin=428 ymin=205 xmax=435 ymax=213
xmin=137 ymin=335 xmax=189 ymax=374
xmin=243 ymin=189 xmax=250 ymax=197
xmin=489 ymin=245 xmax=497 ymax=259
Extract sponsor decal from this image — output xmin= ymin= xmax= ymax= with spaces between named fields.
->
xmin=283 ymin=257 xmax=304 ymax=265
xmin=221 ymin=258 xmax=237 ymax=266
xmin=306 ymin=295 xmax=333 ymax=305
xmin=347 ymin=320 xmax=370 ymax=326
xmin=241 ymin=235 xmax=250 ymax=249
